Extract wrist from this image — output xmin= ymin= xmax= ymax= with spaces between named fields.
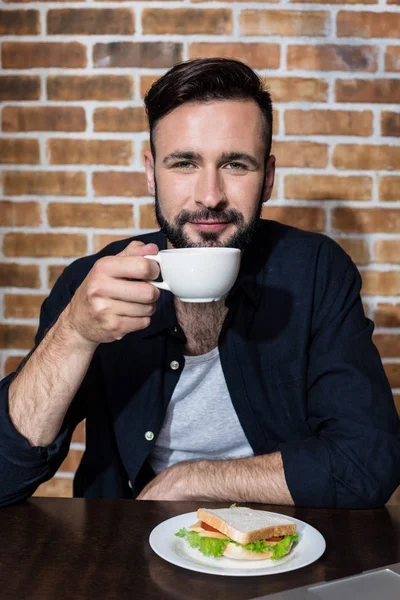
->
xmin=56 ymin=304 xmax=98 ymax=353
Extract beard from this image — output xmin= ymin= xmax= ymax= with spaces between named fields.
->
xmin=154 ymin=182 xmax=265 ymax=250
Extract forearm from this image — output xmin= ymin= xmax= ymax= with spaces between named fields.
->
xmin=8 ymin=303 xmax=97 ymax=447
xmin=184 ymin=452 xmax=294 ymax=504
xmin=138 ymin=452 xmax=294 ymax=504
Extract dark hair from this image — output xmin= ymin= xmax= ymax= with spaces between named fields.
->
xmin=144 ymin=57 xmax=273 ymax=160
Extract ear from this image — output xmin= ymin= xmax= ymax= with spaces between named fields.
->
xmin=262 ymin=155 xmax=276 ymax=203
xmin=144 ymin=150 xmax=156 ymax=196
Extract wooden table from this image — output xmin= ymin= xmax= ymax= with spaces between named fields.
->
xmin=0 ymin=499 xmax=399 ymax=599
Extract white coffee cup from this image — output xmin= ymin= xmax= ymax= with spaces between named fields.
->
xmin=144 ymin=247 xmax=241 ymax=302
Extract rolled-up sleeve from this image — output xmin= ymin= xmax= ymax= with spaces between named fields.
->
xmin=280 ymin=241 xmax=400 ymax=508
xmin=0 ymin=263 xmax=86 ymax=507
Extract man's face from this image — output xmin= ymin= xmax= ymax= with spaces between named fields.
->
xmin=144 ymin=100 xmax=275 ymax=249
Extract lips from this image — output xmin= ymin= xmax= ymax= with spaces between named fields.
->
xmin=190 ymin=221 xmax=230 ymax=232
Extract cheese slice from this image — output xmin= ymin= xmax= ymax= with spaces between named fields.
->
xmin=189 ymin=521 xmax=228 ymax=539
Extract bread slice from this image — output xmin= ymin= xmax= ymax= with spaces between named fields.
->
xmin=197 ymin=507 xmax=296 ymax=545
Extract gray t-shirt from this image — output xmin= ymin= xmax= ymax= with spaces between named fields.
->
xmin=148 ymin=346 xmax=254 ymax=475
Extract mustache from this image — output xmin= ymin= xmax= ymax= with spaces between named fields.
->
xmin=174 ymin=208 xmax=244 ymax=227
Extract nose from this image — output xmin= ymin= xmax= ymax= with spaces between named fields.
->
xmin=195 ymin=167 xmax=227 ymax=210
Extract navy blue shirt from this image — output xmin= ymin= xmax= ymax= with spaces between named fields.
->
xmin=0 ymin=220 xmax=399 ymax=508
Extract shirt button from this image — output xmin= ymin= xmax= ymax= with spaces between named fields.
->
xmin=170 ymin=360 xmax=180 ymax=370
xmin=145 ymin=431 xmax=154 ymax=441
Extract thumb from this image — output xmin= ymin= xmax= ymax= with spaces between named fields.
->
xmin=118 ymin=241 xmax=159 ymax=257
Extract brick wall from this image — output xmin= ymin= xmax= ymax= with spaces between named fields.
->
xmin=0 ymin=1 xmax=399 ymax=501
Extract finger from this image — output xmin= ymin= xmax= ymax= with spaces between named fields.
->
xmin=94 ymin=254 xmax=160 ymax=281
xmin=95 ymin=297 xmax=157 ymax=318
xmin=118 ymin=241 xmax=159 ymax=258
xmin=91 ymin=279 xmax=160 ymax=305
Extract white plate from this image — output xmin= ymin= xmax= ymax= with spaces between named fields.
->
xmin=149 ymin=510 xmax=326 ymax=577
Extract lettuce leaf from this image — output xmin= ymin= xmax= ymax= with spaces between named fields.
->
xmin=269 ymin=533 xmax=299 ymax=560
xmin=175 ymin=529 xmax=299 ymax=560
xmin=175 ymin=528 xmax=230 ymax=557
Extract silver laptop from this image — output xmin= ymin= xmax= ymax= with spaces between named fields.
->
xmin=250 ymin=562 xmax=400 ymax=600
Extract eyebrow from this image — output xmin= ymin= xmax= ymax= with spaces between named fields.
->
xmin=162 ymin=151 xmax=259 ymax=168
xmin=162 ymin=151 xmax=201 ymax=165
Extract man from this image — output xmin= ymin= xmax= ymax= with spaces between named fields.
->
xmin=0 ymin=58 xmax=399 ymax=508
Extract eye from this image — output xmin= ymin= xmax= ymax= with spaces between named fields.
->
xmin=226 ymin=162 xmax=247 ymax=171
xmin=173 ymin=161 xmax=196 ymax=169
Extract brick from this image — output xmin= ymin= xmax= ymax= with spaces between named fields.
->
xmin=93 ymin=172 xmax=149 ymax=197
xmin=0 ymin=325 xmax=36 ymax=349
xmin=291 ymin=0 xmax=377 ymax=3
xmin=263 ymin=77 xmax=328 ymax=103
xmin=72 ymin=421 xmax=85 ymax=445
xmin=333 ymin=145 xmax=400 ymax=170
xmin=332 ymin=208 xmax=400 ymax=234
xmin=47 ymin=9 xmax=134 ymax=35
xmin=336 ymin=79 xmax=400 ymax=104
xmin=285 ymin=175 xmax=372 ymax=201
xmin=93 ymin=42 xmax=182 ymax=68
xmin=262 ymin=206 xmax=325 ymax=232
xmin=0 ymin=139 xmax=39 ymax=164
xmin=140 ymin=204 xmax=158 ymax=229
xmin=93 ymin=234 xmax=131 ymax=254
xmin=141 ymin=75 xmax=159 ymax=99
xmin=0 ymin=10 xmax=39 ymax=34
xmin=0 ymin=76 xmax=40 ymax=101
xmin=374 ymin=334 xmax=400 ymax=358
xmin=4 ymin=233 xmax=87 ymax=258
xmin=374 ymin=304 xmax=400 ymax=327
xmin=33 ymin=478 xmax=72 ymax=499
xmin=94 ymin=108 xmax=147 ymax=133
xmin=384 ymin=364 xmax=400 ymax=388
xmin=4 ymin=294 xmax=46 ymax=319
xmin=48 ymin=139 xmax=133 ymax=166
xmin=48 ymin=265 xmax=66 ymax=289
xmin=0 ymin=264 xmax=40 ymax=288
xmin=59 ymin=449 xmax=83 ymax=472
xmin=240 ymin=10 xmax=328 ymax=37
xmin=374 ymin=240 xmax=400 ymax=264
xmin=189 ymin=43 xmax=280 ymax=69
xmin=385 ymin=47 xmax=400 ymax=72
xmin=2 ymin=43 xmax=86 ymax=69
xmin=381 ymin=112 xmax=400 ymax=137
xmin=191 ymin=0 xmax=277 ymax=2
xmin=142 ymin=9 xmax=232 ymax=35
xmin=379 ymin=177 xmax=400 ymax=202
xmin=2 ymin=106 xmax=86 ymax=132
xmin=47 ymin=76 xmax=133 ymax=101
xmin=337 ymin=11 xmax=400 ymax=39
xmin=287 ymin=45 xmax=377 ymax=72
xmin=0 ymin=201 xmax=41 ymax=226
xmin=394 ymin=396 xmax=400 ymax=416
xmin=362 ymin=272 xmax=400 ymax=296
xmin=3 ymin=171 xmax=86 ymax=196
xmin=48 ymin=203 xmax=134 ymax=228
xmin=4 ymin=356 xmax=25 ymax=377
xmin=272 ymin=141 xmax=328 ymax=168
xmin=333 ymin=238 xmax=370 ymax=265
xmin=285 ymin=110 xmax=373 ymax=136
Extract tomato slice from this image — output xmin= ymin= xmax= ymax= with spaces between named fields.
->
xmin=200 ymin=521 xmax=224 ymax=533
xmin=265 ymin=536 xmax=284 ymax=542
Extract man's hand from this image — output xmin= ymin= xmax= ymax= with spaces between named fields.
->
xmin=136 ymin=463 xmax=196 ymax=501
xmin=65 ymin=241 xmax=161 ymax=346
xmin=136 ymin=453 xmax=294 ymax=504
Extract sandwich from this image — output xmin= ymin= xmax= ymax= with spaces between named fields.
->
xmin=175 ymin=506 xmax=298 ymax=560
